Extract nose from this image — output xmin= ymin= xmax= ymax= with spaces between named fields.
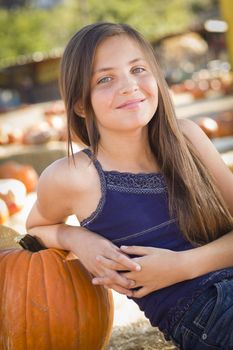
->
xmin=119 ymin=75 xmax=139 ymax=95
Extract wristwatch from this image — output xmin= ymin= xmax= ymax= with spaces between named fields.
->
xmin=18 ymin=234 xmax=47 ymax=252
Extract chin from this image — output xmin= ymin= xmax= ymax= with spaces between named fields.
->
xmin=120 ymin=119 xmax=151 ymax=132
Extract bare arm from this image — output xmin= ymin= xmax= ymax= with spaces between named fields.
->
xmin=26 ymin=157 xmax=140 ymax=296
xmin=176 ymin=118 xmax=233 ymax=276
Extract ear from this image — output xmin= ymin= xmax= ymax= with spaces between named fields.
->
xmin=74 ymin=100 xmax=85 ymax=118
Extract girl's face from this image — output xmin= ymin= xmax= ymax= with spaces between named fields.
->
xmin=90 ymin=35 xmax=158 ymax=135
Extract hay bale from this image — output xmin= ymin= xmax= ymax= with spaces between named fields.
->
xmin=0 ymin=225 xmax=22 ymax=249
xmin=107 ymin=320 xmax=177 ymax=350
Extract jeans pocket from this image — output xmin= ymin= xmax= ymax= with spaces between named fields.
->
xmin=193 ymin=283 xmax=223 ymax=336
xmin=180 ymin=325 xmax=219 ymax=350
xmin=171 ymin=280 xmax=233 ymax=349
xmin=192 ymin=281 xmax=233 ymax=348
xmin=193 ymin=294 xmax=217 ymax=331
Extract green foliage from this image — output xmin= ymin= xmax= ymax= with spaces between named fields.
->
xmin=0 ymin=0 xmax=218 ymax=66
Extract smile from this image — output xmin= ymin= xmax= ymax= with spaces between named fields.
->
xmin=116 ymin=99 xmax=145 ymax=110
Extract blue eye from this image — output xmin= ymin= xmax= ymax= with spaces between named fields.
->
xmin=97 ymin=76 xmax=112 ymax=84
xmin=132 ymin=67 xmax=145 ymax=74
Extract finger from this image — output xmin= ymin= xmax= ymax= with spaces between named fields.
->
xmin=121 ymin=271 xmax=137 ymax=280
xmin=92 ymin=279 xmax=134 ymax=297
xmin=120 ymin=269 xmax=143 ymax=287
xmin=131 ymin=287 xmax=148 ymax=298
xmin=96 ymin=255 xmax=131 ymax=271
xmin=92 ymin=274 xmax=136 ymax=290
xmin=120 ymin=245 xmax=153 ymax=256
xmin=109 ymin=251 xmax=141 ymax=271
xmin=109 ymin=284 xmax=134 ymax=297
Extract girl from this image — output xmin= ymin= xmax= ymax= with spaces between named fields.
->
xmin=26 ymin=22 xmax=233 ymax=349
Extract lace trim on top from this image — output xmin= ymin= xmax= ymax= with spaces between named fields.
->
xmin=104 ymin=170 xmax=166 ymax=194
xmin=80 ymin=148 xmax=167 ymax=226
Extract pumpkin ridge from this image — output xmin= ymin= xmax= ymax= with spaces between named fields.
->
xmin=72 ymin=261 xmax=109 ymax=349
xmin=69 ymin=259 xmax=91 ymax=347
xmin=38 ymin=251 xmax=52 ymax=349
xmin=41 ymin=249 xmax=79 ymax=349
xmin=92 ymin=275 xmax=103 ymax=348
xmin=3 ymin=249 xmax=28 ymax=349
xmin=100 ymin=289 xmax=113 ymax=349
xmin=0 ymin=250 xmax=14 ymax=345
xmin=56 ymin=251 xmax=81 ymax=348
xmin=75 ymin=261 xmax=95 ymax=348
xmin=93 ymin=271 xmax=113 ymax=349
xmin=25 ymin=250 xmax=34 ymax=350
xmin=69 ymin=259 xmax=102 ymax=348
xmin=98 ymin=282 xmax=114 ymax=349
xmin=65 ymin=258 xmax=82 ymax=348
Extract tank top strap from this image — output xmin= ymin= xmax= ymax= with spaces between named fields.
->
xmin=82 ymin=148 xmax=107 ymax=188
xmin=81 ymin=148 xmax=107 ymax=226
xmin=82 ymin=148 xmax=105 ymax=176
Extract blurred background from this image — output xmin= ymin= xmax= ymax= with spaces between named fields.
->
xmin=0 ymin=0 xmax=232 ymax=107
xmin=0 ymin=1 xmax=233 ymax=346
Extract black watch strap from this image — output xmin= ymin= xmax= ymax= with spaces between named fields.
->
xmin=18 ymin=234 xmax=47 ymax=252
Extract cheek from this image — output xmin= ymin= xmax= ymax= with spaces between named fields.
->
xmin=149 ymin=79 xmax=158 ymax=98
xmin=91 ymin=91 xmax=106 ymax=115
xmin=144 ymin=79 xmax=159 ymax=112
xmin=91 ymin=89 xmax=116 ymax=119
xmin=141 ymin=76 xmax=158 ymax=97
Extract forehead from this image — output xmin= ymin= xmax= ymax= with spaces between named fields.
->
xmin=92 ymin=35 xmax=146 ymax=69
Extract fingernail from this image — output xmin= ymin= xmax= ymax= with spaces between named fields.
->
xmin=121 ymin=245 xmax=128 ymax=249
xmin=135 ymin=264 xmax=141 ymax=271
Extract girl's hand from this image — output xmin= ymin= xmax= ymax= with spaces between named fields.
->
xmin=118 ymin=245 xmax=186 ymax=298
xmin=72 ymin=231 xmax=141 ymax=296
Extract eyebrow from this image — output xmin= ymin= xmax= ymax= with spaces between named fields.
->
xmin=92 ymin=58 xmax=146 ymax=75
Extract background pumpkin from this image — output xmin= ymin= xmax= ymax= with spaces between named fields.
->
xmin=0 ymin=227 xmax=114 ymax=350
xmin=0 ymin=161 xmax=38 ymax=193
xmin=0 ymin=200 xmax=9 ymax=224
xmin=0 ymin=179 xmax=26 ymax=215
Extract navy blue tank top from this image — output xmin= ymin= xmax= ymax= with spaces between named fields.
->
xmin=80 ymin=148 xmax=233 ymax=337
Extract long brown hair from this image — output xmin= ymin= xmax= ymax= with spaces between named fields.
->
xmin=59 ymin=22 xmax=233 ymax=245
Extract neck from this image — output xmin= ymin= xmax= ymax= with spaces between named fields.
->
xmin=96 ymin=127 xmax=159 ymax=173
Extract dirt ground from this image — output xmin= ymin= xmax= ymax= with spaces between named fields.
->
xmin=107 ymin=319 xmax=177 ymax=350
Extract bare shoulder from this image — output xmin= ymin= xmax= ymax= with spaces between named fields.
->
xmin=177 ymin=117 xmax=220 ymax=157
xmin=177 ymin=117 xmax=224 ymax=164
xmin=39 ymin=149 xmax=95 ymax=191
xmin=178 ymin=118 xmax=205 ymax=142
xmin=35 ymin=149 xmax=98 ymax=220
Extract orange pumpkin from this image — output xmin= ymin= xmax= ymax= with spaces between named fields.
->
xmin=0 ymin=179 xmax=26 ymax=215
xmin=215 ymin=111 xmax=233 ymax=137
xmin=0 ymin=248 xmax=114 ymax=350
xmin=195 ymin=117 xmax=219 ymax=139
xmin=0 ymin=161 xmax=38 ymax=193
xmin=0 ymin=199 xmax=9 ymax=224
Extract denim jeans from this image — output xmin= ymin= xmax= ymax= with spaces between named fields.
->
xmin=170 ymin=279 xmax=233 ymax=349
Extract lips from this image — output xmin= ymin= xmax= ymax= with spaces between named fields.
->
xmin=116 ymin=98 xmax=145 ymax=109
